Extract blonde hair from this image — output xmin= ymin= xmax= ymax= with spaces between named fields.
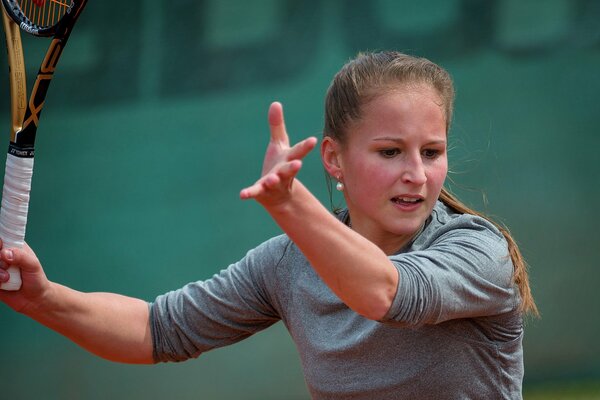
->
xmin=323 ymin=51 xmax=538 ymax=316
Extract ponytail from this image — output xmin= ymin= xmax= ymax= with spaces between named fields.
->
xmin=439 ymin=188 xmax=539 ymax=317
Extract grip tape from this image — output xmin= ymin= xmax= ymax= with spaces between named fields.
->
xmin=0 ymin=153 xmax=34 ymax=291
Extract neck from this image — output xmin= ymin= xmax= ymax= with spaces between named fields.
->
xmin=347 ymin=217 xmax=424 ymax=255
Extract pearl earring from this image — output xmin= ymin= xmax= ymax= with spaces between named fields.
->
xmin=336 ymin=179 xmax=344 ymax=191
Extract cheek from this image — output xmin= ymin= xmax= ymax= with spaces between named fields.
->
xmin=343 ymin=158 xmax=394 ymax=205
xmin=348 ymin=158 xmax=396 ymax=189
xmin=427 ymin=161 xmax=448 ymax=191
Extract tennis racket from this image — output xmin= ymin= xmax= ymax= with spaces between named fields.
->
xmin=0 ymin=0 xmax=88 ymax=290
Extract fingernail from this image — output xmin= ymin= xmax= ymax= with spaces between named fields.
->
xmin=4 ymin=249 xmax=13 ymax=261
xmin=0 ymin=269 xmax=7 ymax=282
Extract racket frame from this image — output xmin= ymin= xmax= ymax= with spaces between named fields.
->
xmin=1 ymin=0 xmax=73 ymax=37
xmin=0 ymin=0 xmax=88 ymax=290
xmin=2 ymin=7 xmax=26 ymax=141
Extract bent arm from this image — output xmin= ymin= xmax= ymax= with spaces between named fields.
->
xmin=240 ymin=102 xmax=397 ymax=320
xmin=267 ymin=181 xmax=398 ymax=320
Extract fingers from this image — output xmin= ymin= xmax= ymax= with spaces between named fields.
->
xmin=0 ymin=249 xmax=15 ymax=284
xmin=287 ymin=137 xmax=317 ymax=161
xmin=239 ymin=178 xmax=276 ymax=200
xmin=0 ymin=245 xmax=40 ymax=274
xmin=240 ymin=160 xmax=302 ymax=200
xmin=267 ymin=159 xmax=302 ymax=184
xmin=267 ymin=102 xmax=317 ymax=161
xmin=244 ymin=102 xmax=316 ymax=204
xmin=268 ymin=102 xmax=289 ymax=145
xmin=0 ymin=239 xmax=9 ymax=283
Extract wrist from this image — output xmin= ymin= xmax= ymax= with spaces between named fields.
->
xmin=22 ymin=281 xmax=62 ymax=318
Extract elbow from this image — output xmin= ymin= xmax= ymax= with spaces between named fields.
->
xmin=92 ymin=345 xmax=156 ymax=365
xmin=354 ymin=269 xmax=398 ymax=321
xmin=354 ymin=289 xmax=395 ymax=321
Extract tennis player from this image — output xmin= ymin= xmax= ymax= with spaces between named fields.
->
xmin=0 ymin=51 xmax=537 ymax=399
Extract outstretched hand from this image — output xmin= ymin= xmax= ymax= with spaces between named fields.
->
xmin=240 ymin=102 xmax=317 ymax=209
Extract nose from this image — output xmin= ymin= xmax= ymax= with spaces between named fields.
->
xmin=400 ymin=154 xmax=427 ymax=185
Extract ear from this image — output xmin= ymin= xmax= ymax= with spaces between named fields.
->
xmin=321 ymin=137 xmax=343 ymax=179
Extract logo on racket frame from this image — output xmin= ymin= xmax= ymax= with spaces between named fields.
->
xmin=16 ymin=39 xmax=62 ymax=143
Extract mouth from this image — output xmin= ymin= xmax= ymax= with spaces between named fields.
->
xmin=391 ymin=196 xmax=424 ymax=205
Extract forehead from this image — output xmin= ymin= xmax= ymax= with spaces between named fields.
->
xmin=348 ymin=85 xmax=447 ymax=140
xmin=363 ymin=83 xmax=444 ymax=116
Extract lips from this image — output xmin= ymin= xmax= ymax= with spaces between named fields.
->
xmin=391 ymin=196 xmax=424 ymax=205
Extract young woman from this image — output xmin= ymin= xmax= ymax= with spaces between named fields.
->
xmin=0 ymin=51 xmax=537 ymax=399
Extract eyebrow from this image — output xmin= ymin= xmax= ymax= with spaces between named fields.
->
xmin=372 ymin=137 xmax=447 ymax=145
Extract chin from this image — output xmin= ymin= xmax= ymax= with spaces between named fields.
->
xmin=388 ymin=222 xmax=423 ymax=236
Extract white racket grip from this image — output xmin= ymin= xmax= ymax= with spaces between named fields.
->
xmin=0 ymin=154 xmax=34 ymax=291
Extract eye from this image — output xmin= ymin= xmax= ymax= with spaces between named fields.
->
xmin=422 ymin=149 xmax=441 ymax=159
xmin=379 ymin=148 xmax=400 ymax=158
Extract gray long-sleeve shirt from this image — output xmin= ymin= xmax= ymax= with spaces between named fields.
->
xmin=150 ymin=201 xmax=524 ymax=399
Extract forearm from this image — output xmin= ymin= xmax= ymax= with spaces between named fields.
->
xmin=25 ymin=282 xmax=154 ymax=364
xmin=242 ymin=103 xmax=397 ymax=319
xmin=266 ymin=181 xmax=398 ymax=320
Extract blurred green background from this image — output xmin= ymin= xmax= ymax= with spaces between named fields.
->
xmin=1 ymin=0 xmax=599 ymax=398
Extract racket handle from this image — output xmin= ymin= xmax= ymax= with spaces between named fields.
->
xmin=0 ymin=154 xmax=34 ymax=291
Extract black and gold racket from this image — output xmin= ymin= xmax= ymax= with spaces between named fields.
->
xmin=0 ymin=0 xmax=88 ymax=290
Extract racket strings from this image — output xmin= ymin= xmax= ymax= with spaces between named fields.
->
xmin=17 ymin=0 xmax=70 ymax=28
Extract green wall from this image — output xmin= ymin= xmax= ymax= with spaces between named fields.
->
xmin=1 ymin=0 xmax=599 ymax=398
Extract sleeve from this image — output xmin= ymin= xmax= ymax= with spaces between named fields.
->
xmin=382 ymin=217 xmax=519 ymax=327
xmin=149 ymin=236 xmax=289 ymax=363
